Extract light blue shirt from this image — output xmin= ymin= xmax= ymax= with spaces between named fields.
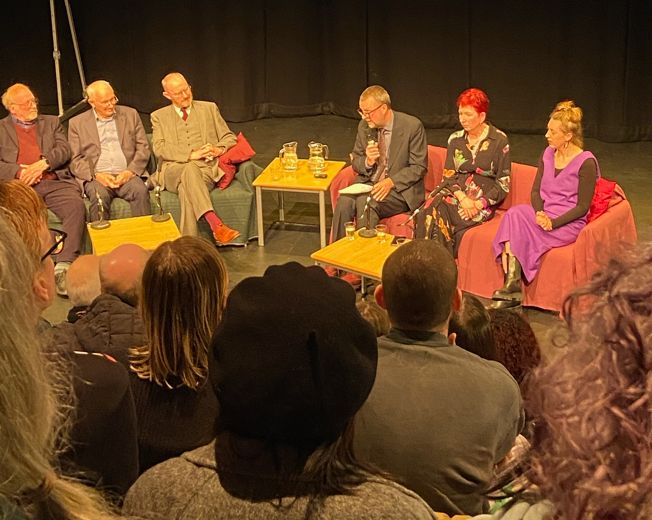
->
xmin=94 ymin=110 xmax=127 ymax=174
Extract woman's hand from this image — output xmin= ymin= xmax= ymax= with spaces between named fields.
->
xmin=457 ymin=196 xmax=481 ymax=220
xmin=536 ymin=211 xmax=553 ymax=231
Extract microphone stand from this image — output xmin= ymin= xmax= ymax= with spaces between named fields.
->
xmin=90 ymin=190 xmax=110 ymax=230
xmin=358 ymin=194 xmax=377 ymax=238
xmin=400 ymin=180 xmax=452 ymax=237
xmin=151 ymin=186 xmax=171 ymax=222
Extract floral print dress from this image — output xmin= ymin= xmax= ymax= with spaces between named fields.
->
xmin=423 ymin=124 xmax=511 ymax=257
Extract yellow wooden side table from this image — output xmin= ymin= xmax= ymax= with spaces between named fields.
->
xmin=87 ymin=214 xmax=181 ymax=255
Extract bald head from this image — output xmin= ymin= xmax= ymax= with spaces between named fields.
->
xmin=99 ymin=244 xmax=150 ymax=306
xmin=162 ymin=72 xmax=192 ymax=108
xmin=66 ymin=255 xmax=101 ymax=307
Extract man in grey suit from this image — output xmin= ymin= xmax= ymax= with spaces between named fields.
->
xmin=150 ymin=72 xmax=239 ymax=244
xmin=0 ymin=83 xmax=85 ymax=297
xmin=331 ymin=85 xmax=428 ymax=285
xmin=68 ymin=80 xmax=151 ymax=221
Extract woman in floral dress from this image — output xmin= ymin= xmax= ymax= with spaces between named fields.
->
xmin=421 ymin=88 xmax=511 ymax=257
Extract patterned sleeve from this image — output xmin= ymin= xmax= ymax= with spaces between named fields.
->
xmin=480 ymin=133 xmax=511 ymax=207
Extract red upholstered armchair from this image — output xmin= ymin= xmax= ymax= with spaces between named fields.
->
xmin=455 ymin=156 xmax=638 ymax=312
xmin=329 ymin=145 xmax=445 ymax=240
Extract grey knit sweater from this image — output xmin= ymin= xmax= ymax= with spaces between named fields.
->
xmin=123 ymin=441 xmax=438 ymax=519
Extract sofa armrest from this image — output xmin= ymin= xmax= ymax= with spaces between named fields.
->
xmin=573 ymin=198 xmax=637 ymax=283
xmin=234 ymin=160 xmax=263 ymax=192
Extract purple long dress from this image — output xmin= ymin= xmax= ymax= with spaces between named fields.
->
xmin=492 ymin=146 xmax=599 ymax=282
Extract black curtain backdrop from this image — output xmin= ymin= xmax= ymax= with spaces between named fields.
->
xmin=2 ymin=0 xmax=651 ymax=141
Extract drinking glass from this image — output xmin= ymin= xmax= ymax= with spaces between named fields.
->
xmin=375 ymin=224 xmax=387 ymax=243
xmin=345 ymin=221 xmax=356 ymax=240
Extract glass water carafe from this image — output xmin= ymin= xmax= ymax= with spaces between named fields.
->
xmin=279 ymin=141 xmax=298 ymax=171
xmin=308 ymin=141 xmax=329 ymax=177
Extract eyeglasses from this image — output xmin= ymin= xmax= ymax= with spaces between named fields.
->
xmin=41 ymin=229 xmax=67 ymax=261
xmin=357 ymin=103 xmax=385 ymax=118
xmin=96 ymin=96 xmax=118 ymax=106
xmin=168 ymin=86 xmax=192 ymax=99
xmin=12 ymin=97 xmax=38 ymax=108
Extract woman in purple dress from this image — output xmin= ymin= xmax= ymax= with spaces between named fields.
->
xmin=491 ymin=101 xmax=598 ymax=308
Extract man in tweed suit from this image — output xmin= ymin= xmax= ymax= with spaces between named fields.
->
xmin=150 ymin=72 xmax=239 ymax=243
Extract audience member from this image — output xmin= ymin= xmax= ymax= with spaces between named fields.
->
xmin=150 ymin=72 xmax=239 ymax=243
xmin=330 ymin=85 xmax=427 ymax=286
xmin=0 ymin=214 xmax=119 ymax=519
xmin=0 ymin=179 xmax=139 ymax=497
xmin=128 ymin=236 xmax=226 ymax=473
xmin=473 ymin=244 xmax=652 ymax=519
xmin=355 ymin=239 xmax=524 ymax=515
xmin=65 ymin=254 xmax=101 ymax=323
xmin=52 ymin=243 xmax=149 ymax=366
xmin=123 ymin=262 xmax=437 ymax=519
xmin=449 ymin=293 xmax=497 ymax=360
xmin=68 ymin=79 xmax=151 ymax=221
xmin=487 ymin=309 xmax=541 ymax=388
xmin=0 ymin=83 xmax=85 ymax=296
xmin=356 ymin=297 xmax=391 ymax=337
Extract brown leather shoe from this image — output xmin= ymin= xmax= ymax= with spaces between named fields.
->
xmin=212 ymin=224 xmax=241 ymax=245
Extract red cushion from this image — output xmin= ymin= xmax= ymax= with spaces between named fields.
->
xmin=587 ymin=177 xmax=617 ymax=222
xmin=217 ymin=133 xmax=256 ymax=189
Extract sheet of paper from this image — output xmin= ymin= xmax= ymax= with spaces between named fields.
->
xmin=339 ymin=183 xmax=373 ymax=195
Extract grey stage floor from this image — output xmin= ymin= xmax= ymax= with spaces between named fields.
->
xmin=43 ymin=115 xmax=652 ymax=360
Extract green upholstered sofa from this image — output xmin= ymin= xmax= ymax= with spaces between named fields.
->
xmin=48 ymin=145 xmax=262 ymax=251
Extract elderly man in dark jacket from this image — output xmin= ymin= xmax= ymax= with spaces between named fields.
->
xmin=51 ymin=243 xmax=149 ymax=365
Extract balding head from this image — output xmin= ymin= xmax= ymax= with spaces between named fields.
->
xmin=2 ymin=83 xmax=38 ymax=122
xmin=86 ymin=80 xmax=113 ymax=100
xmin=99 ymin=244 xmax=150 ymax=306
xmin=161 ymin=72 xmax=192 ymax=108
xmin=86 ymin=80 xmax=117 ymax=119
xmin=66 ymin=255 xmax=101 ymax=307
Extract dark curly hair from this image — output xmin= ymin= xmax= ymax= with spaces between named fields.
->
xmin=487 ymin=309 xmax=541 ymax=387
xmin=524 ymin=243 xmax=652 ymax=519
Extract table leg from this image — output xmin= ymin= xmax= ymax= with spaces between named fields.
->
xmin=256 ymin=186 xmax=264 ymax=246
xmin=278 ymin=192 xmax=285 ymax=222
xmin=319 ymin=191 xmax=326 ymax=248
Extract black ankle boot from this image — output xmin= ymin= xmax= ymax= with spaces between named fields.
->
xmin=492 ymin=255 xmax=522 ymax=301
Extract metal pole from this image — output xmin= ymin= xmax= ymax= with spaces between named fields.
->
xmin=64 ymin=0 xmax=87 ymax=92
xmin=49 ymin=0 xmax=64 ymax=115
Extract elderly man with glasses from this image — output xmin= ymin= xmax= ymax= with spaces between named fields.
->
xmin=330 ymin=85 xmax=428 ymax=286
xmin=148 ymin=72 xmax=240 ymax=244
xmin=68 ymin=80 xmax=151 ymax=222
xmin=0 ymin=83 xmax=85 ymax=297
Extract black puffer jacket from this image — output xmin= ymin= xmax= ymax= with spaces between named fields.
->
xmin=51 ymin=293 xmax=145 ymax=366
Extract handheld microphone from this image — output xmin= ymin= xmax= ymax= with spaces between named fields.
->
xmin=366 ymin=126 xmax=379 ymax=145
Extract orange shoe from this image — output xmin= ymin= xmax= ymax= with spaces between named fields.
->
xmin=323 ymin=266 xmax=339 ymax=277
xmin=213 ymin=224 xmax=241 ymax=245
